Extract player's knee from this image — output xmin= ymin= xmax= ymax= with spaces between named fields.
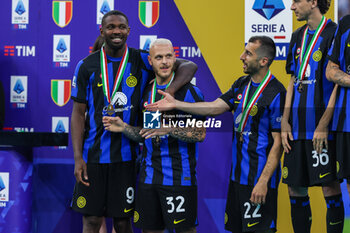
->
xmin=255 ymin=229 xmax=275 ymax=233
xmin=175 ymin=227 xmax=196 ymax=233
xmin=288 ymin=186 xmax=308 ymax=196
xmin=322 ymin=180 xmax=342 ymax=196
xmin=113 ymin=217 xmax=132 ymax=232
xmin=83 ymin=216 xmax=103 ymax=230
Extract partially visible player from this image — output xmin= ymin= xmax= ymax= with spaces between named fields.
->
xmin=326 ymin=14 xmax=350 ymax=196
xmin=281 ymin=1 xmax=344 ymax=232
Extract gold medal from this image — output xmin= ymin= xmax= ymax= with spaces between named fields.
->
xmin=297 ymin=83 xmax=304 ymax=93
xmin=239 ymin=133 xmax=243 ymax=144
xmin=107 ymin=104 xmax=114 ymax=116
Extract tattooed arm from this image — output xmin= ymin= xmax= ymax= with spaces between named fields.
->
xmin=169 ymin=127 xmax=206 ymax=143
xmin=140 ymin=126 xmax=206 ymax=143
xmin=326 ymin=61 xmax=350 ymax=87
xmin=102 ymin=116 xmax=143 ymax=142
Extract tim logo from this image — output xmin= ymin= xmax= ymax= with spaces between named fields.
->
xmin=252 ymin=0 xmax=285 ymax=20
xmin=12 ymin=0 xmax=29 ymax=29
xmin=143 ymin=110 xmax=161 ymax=129
xmin=53 ymin=35 xmax=70 ymax=67
xmin=3 ymin=45 xmax=35 ymax=56
xmin=0 ymin=173 xmax=9 ymax=203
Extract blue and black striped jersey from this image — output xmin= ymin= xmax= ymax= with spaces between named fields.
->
xmin=71 ymin=48 xmax=153 ymax=163
xmin=139 ymin=83 xmax=204 ymax=186
xmin=327 ymin=15 xmax=350 ymax=132
xmin=286 ymin=19 xmax=337 ymax=139
xmin=220 ymin=75 xmax=285 ymax=189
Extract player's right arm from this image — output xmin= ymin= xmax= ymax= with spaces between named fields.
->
xmin=146 ymin=90 xmax=230 ymax=116
xmin=71 ymin=101 xmax=89 ymax=187
xmin=103 ymin=116 xmax=143 ymax=142
xmin=281 ymin=76 xmax=294 ymax=153
xmin=326 ymin=61 xmax=350 ymax=87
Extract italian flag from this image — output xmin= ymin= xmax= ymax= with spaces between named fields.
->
xmin=51 ymin=80 xmax=71 ymax=106
xmin=139 ymin=1 xmax=159 ymax=28
xmin=53 ymin=1 xmax=72 ymax=27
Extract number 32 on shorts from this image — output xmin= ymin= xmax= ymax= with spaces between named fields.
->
xmin=166 ymin=196 xmax=185 ymax=213
xmin=312 ymin=149 xmax=329 ymax=167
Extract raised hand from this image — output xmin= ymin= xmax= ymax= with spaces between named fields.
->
xmin=146 ymin=90 xmax=177 ymax=112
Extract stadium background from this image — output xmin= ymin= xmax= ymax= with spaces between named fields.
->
xmin=0 ymin=0 xmax=349 ymax=232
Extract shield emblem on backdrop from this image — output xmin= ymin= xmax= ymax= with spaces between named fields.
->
xmin=139 ymin=1 xmax=159 ymax=28
xmin=51 ymin=80 xmax=71 ymax=106
xmin=52 ymin=1 xmax=73 ymax=27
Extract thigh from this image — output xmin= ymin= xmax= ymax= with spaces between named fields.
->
xmin=305 ymin=140 xmax=337 ymax=185
xmin=225 ymin=181 xmax=277 ymax=233
xmin=225 ymin=180 xmax=242 ymax=233
xmin=71 ymin=163 xmax=107 ymax=216
xmin=158 ymin=185 xmax=198 ymax=231
xmin=134 ymin=183 xmax=165 ymax=231
xmin=106 ymin=162 xmax=136 ymax=218
xmin=335 ymin=132 xmax=350 ymax=180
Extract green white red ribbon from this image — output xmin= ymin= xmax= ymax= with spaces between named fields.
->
xmin=100 ymin=45 xmax=129 ymax=105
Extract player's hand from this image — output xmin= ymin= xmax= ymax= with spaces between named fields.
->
xmin=281 ymin=118 xmax=293 ymax=153
xmin=74 ymin=158 xmax=89 ymax=187
xmin=103 ymin=116 xmax=125 ymax=133
xmin=140 ymin=126 xmax=172 ymax=139
xmin=250 ymin=181 xmax=267 ymax=205
xmin=145 ymin=90 xmax=176 ymax=112
xmin=313 ymin=124 xmax=328 ymax=154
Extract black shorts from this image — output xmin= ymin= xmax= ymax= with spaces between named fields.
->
xmin=335 ymin=132 xmax=350 ymax=180
xmin=225 ymin=181 xmax=277 ymax=233
xmin=71 ymin=162 xmax=136 ymax=217
xmin=282 ymin=139 xmax=337 ymax=186
xmin=134 ymin=183 xmax=197 ymax=231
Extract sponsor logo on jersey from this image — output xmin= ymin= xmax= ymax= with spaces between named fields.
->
xmin=51 ymin=79 xmax=71 ymax=106
xmin=139 ymin=1 xmax=159 ymax=28
xmin=3 ymin=45 xmax=35 ymax=57
xmin=53 ymin=35 xmax=71 ymax=67
xmin=10 ymin=75 xmax=27 ymax=109
xmin=96 ymin=0 xmax=114 ymax=25
xmin=124 ymin=208 xmax=133 ymax=213
xmin=52 ymin=1 xmax=73 ymax=27
xmin=12 ymin=0 xmax=29 ymax=29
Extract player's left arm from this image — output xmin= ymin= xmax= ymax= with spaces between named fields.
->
xmin=140 ymin=126 xmax=206 ymax=143
xmin=250 ymin=131 xmax=282 ymax=205
xmin=166 ymin=58 xmax=197 ymax=96
xmin=313 ymin=84 xmax=338 ymax=154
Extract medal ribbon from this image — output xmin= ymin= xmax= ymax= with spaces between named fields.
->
xmin=298 ymin=16 xmax=327 ymax=81
xmin=100 ymin=45 xmax=129 ymax=105
xmin=237 ymin=70 xmax=272 ymax=133
xmin=150 ymin=72 xmax=175 ymax=104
